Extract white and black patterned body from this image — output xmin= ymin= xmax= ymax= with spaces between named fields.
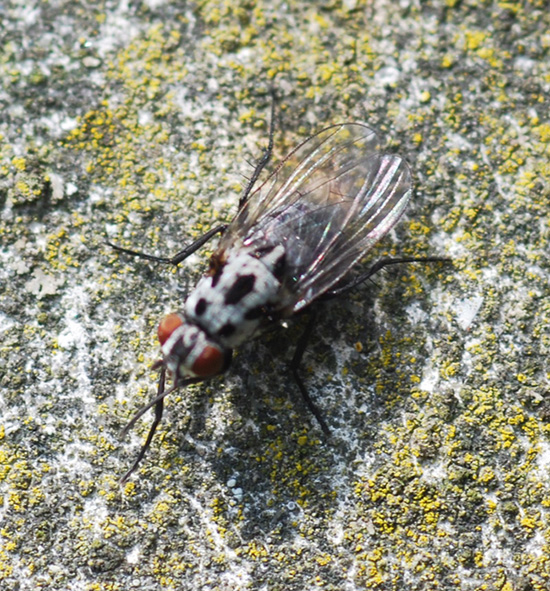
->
xmin=184 ymin=244 xmax=286 ymax=348
xmin=159 ymin=244 xmax=287 ymax=381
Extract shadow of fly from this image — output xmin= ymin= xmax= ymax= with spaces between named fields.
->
xmin=108 ymin=104 xmax=448 ymax=483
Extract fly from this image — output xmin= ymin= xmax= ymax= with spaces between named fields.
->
xmin=108 ymin=106 xmax=446 ymax=483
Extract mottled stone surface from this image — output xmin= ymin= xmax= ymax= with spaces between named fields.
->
xmin=1 ymin=1 xmax=549 ymax=590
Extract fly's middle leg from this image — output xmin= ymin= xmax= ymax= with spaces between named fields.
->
xmin=289 ymin=309 xmax=331 ymax=436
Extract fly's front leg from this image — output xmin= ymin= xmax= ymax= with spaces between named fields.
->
xmin=106 ymin=224 xmax=227 ymax=265
xmin=289 ymin=309 xmax=331 ymax=436
xmin=324 ymin=256 xmax=451 ymax=299
xmin=119 ymin=366 xmax=167 ymax=484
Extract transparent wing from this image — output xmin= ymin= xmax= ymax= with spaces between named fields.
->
xmin=217 ymin=123 xmax=412 ymax=314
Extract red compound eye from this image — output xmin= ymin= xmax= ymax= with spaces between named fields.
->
xmin=191 ymin=346 xmax=225 ymax=377
xmin=158 ymin=313 xmax=183 ymax=345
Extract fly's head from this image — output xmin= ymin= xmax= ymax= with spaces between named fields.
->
xmin=157 ymin=313 xmax=232 ymax=380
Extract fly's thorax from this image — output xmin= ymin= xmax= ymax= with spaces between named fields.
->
xmin=157 ymin=313 xmax=231 ymax=379
xmin=183 ymin=246 xmax=286 ymax=348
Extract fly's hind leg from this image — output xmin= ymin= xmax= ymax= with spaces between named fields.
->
xmin=106 ymin=224 xmax=227 ymax=266
xmin=289 ymin=309 xmax=331 ymax=436
xmin=323 ymin=256 xmax=451 ymax=299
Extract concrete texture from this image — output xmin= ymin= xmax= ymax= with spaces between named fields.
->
xmin=1 ymin=1 xmax=549 ymax=590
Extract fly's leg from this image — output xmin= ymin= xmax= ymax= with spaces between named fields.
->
xmin=106 ymin=224 xmax=227 ymax=265
xmin=109 ymin=94 xmax=276 ymax=260
xmin=119 ymin=373 xmax=203 ymax=483
xmin=324 ymin=257 xmax=451 ymax=299
xmin=119 ymin=366 xmax=166 ymax=484
xmin=289 ymin=258 xmax=449 ymax=434
xmin=289 ymin=310 xmax=331 ymax=436
xmin=238 ymin=91 xmax=276 ymax=210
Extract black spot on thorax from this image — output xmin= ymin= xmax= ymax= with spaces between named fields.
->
xmin=272 ymin=253 xmax=286 ymax=281
xmin=218 ymin=323 xmax=236 ymax=337
xmin=224 ymin=274 xmax=256 ymax=305
xmin=195 ymin=298 xmax=208 ymax=316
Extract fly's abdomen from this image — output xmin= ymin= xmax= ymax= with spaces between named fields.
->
xmin=184 ymin=245 xmax=285 ymax=347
